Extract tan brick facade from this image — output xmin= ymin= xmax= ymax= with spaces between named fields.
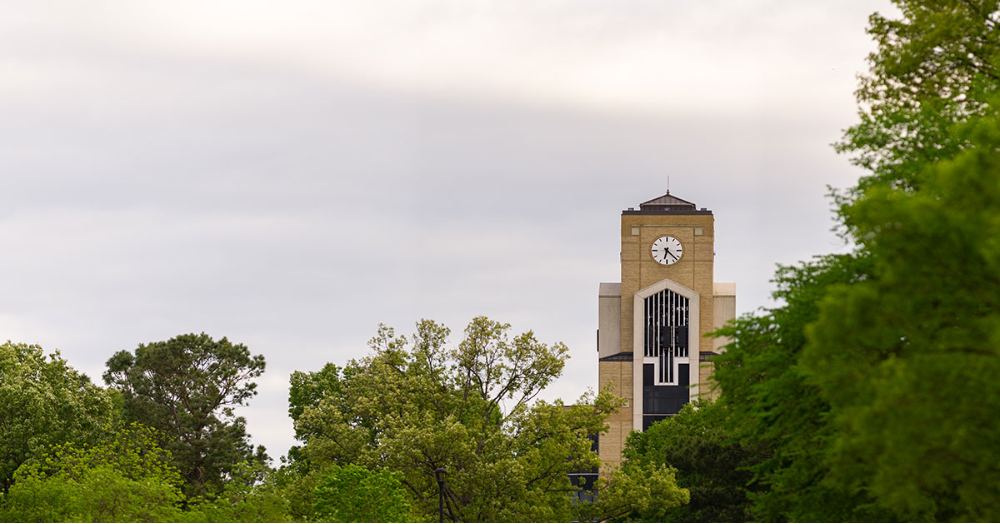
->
xmin=699 ymin=361 xmax=720 ymax=402
xmin=596 ymin=194 xmax=735 ymax=470
xmin=619 ymin=213 xmax=716 ymax=355
xmin=597 ymin=360 xmax=634 ymax=468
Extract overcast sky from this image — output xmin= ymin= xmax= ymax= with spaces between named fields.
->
xmin=3 ymin=0 xmax=895 ymax=462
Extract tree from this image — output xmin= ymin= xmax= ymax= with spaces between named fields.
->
xmin=288 ymin=317 xmax=662 ymax=522
xmin=185 ymin=461 xmax=290 ymax=523
xmin=272 ymin=459 xmax=320 ymax=522
xmin=0 ymin=423 xmax=184 ymax=523
xmin=695 ymin=3 xmax=1000 ymax=521
xmin=812 ymin=0 xmax=1000 ymax=519
xmin=836 ymin=0 xmax=1000 ymax=194
xmin=804 ymin=111 xmax=1000 ymax=521
xmin=578 ymin=462 xmax=689 ymax=523
xmin=286 ymin=362 xmax=345 ymax=465
xmin=0 ymin=342 xmax=120 ymax=492
xmin=312 ymin=464 xmax=412 ymax=523
xmin=622 ymin=402 xmax=767 ymax=523
xmin=103 ymin=333 xmax=268 ymax=497
xmin=710 ymin=254 xmax=894 ymax=522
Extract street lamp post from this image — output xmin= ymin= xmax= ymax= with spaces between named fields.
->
xmin=434 ymin=468 xmax=447 ymax=522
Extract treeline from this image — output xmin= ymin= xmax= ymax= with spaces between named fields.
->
xmin=626 ymin=0 xmax=1000 ymax=521
xmin=0 ymin=319 xmax=685 ymax=522
xmin=0 ymin=335 xmax=282 ymax=522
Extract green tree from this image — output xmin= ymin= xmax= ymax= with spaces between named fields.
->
xmin=622 ymin=402 xmax=767 ymax=522
xmin=837 ymin=0 xmax=1000 ymax=194
xmin=700 ymin=3 xmax=1000 ymax=521
xmin=312 ymin=464 xmax=412 ymax=523
xmin=103 ymin=333 xmax=268 ymax=497
xmin=0 ymin=422 xmax=184 ymax=523
xmin=804 ymin=112 xmax=1000 ymax=521
xmin=578 ymin=462 xmax=689 ymax=523
xmin=185 ymin=461 xmax=290 ymax=523
xmin=813 ymin=0 xmax=1000 ymax=519
xmin=288 ymin=317 xmax=662 ymax=522
xmin=0 ymin=342 xmax=120 ymax=492
xmin=271 ymin=459 xmax=320 ymax=522
xmin=710 ymin=254 xmax=892 ymax=522
xmin=286 ymin=362 xmax=345 ymax=465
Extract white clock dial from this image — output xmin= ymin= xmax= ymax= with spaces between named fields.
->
xmin=651 ymin=236 xmax=683 ymax=265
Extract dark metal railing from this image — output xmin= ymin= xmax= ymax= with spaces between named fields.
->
xmin=643 ymin=289 xmax=690 ymax=384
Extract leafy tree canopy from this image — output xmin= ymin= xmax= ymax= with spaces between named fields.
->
xmin=185 ymin=461 xmax=290 ymax=523
xmin=622 ymin=402 xmax=767 ymax=523
xmin=705 ymin=2 xmax=1000 ymax=521
xmin=711 ymin=254 xmax=890 ymax=522
xmin=579 ymin=461 xmax=689 ymax=523
xmin=805 ymin=110 xmax=1000 ymax=521
xmin=0 ymin=341 xmax=120 ymax=492
xmin=288 ymin=317 xmax=657 ymax=522
xmin=837 ymin=0 xmax=1000 ymax=194
xmin=103 ymin=333 xmax=268 ymax=497
xmin=312 ymin=464 xmax=412 ymax=523
xmin=0 ymin=422 xmax=183 ymax=523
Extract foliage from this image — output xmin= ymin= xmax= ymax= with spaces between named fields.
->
xmin=104 ymin=332 xmax=268 ymax=497
xmin=695 ymin=3 xmax=1000 ymax=521
xmin=804 ymin=112 xmax=1000 ymax=521
xmin=577 ymin=462 xmax=689 ymax=523
xmin=837 ymin=0 xmax=1000 ymax=193
xmin=312 ymin=464 xmax=412 ymax=523
xmin=821 ymin=0 xmax=1000 ymax=519
xmin=711 ymin=253 xmax=893 ymax=522
xmin=289 ymin=317 xmax=631 ymax=522
xmin=0 ymin=341 xmax=120 ymax=492
xmin=287 ymin=362 xmax=345 ymax=465
xmin=272 ymin=459 xmax=321 ymax=522
xmin=185 ymin=461 xmax=290 ymax=523
xmin=0 ymin=422 xmax=183 ymax=522
xmin=622 ymin=402 xmax=766 ymax=522
xmin=681 ymin=3 xmax=1000 ymax=521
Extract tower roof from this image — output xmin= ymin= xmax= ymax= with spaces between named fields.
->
xmin=623 ymin=191 xmax=712 ymax=215
xmin=639 ymin=191 xmax=697 ymax=210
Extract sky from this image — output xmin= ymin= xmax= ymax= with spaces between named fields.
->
xmin=2 ymin=0 xmax=895 ymax=463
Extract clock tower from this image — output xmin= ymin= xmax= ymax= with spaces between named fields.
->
xmin=597 ymin=192 xmax=736 ymax=468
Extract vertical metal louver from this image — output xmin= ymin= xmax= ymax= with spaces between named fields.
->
xmin=643 ymin=288 xmax=689 ymax=384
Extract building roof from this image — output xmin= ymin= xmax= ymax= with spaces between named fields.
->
xmin=639 ymin=191 xmax=697 ymax=209
xmin=623 ymin=191 xmax=712 ymax=215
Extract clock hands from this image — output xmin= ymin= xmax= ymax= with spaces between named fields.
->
xmin=653 ymin=237 xmax=682 ymax=264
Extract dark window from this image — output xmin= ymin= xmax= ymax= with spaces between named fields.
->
xmin=643 ymin=363 xmax=689 ymax=415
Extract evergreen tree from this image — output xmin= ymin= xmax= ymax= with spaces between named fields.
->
xmin=104 ymin=333 xmax=268 ymax=497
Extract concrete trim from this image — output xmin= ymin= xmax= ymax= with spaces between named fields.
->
xmin=713 ymin=282 xmax=736 ymax=296
xmin=598 ymin=283 xmax=623 ymax=360
xmin=599 ymin=282 xmax=622 ymax=296
xmin=632 ymin=277 xmax=701 ymax=432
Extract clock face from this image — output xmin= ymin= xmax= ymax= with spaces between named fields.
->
xmin=651 ymin=236 xmax=683 ymax=265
